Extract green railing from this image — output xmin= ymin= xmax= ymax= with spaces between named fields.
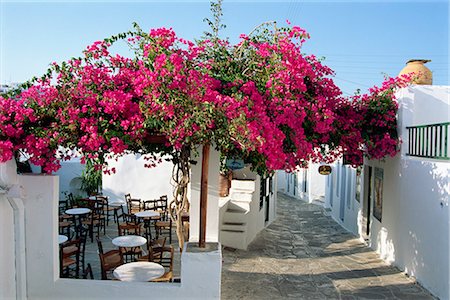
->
xmin=406 ymin=122 xmax=450 ymax=160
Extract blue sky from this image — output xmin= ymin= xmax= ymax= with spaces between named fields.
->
xmin=0 ymin=1 xmax=448 ymax=95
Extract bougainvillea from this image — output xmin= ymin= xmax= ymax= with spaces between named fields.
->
xmin=0 ymin=16 xmax=412 ymax=246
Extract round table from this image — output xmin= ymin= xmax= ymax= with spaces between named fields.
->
xmin=58 ymin=234 xmax=68 ymax=244
xmin=112 ymin=235 xmax=147 ymax=248
xmin=113 ymin=262 xmax=165 ymax=282
xmin=65 ymin=208 xmax=91 ymax=215
xmin=134 ymin=210 xmax=159 ymax=218
xmin=134 ymin=210 xmax=160 ymax=240
xmin=109 ymin=201 xmax=125 ymax=208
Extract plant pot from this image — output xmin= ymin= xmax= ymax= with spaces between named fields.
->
xmin=219 ymin=172 xmax=232 ymax=197
xmin=399 ymin=59 xmax=432 ymax=85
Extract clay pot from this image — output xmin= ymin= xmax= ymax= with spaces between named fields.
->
xmin=219 ymin=172 xmax=232 ymax=197
xmin=398 ymin=59 xmax=432 ymax=85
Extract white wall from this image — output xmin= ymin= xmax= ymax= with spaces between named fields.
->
xmin=102 ymin=154 xmax=175 ymax=203
xmin=0 ymin=193 xmax=16 ymax=300
xmin=278 ymin=163 xmax=326 ymax=204
xmin=54 ymin=158 xmax=85 ymax=199
xmin=16 ymin=170 xmax=221 ymax=299
xmin=245 ymin=175 xmax=277 ymax=244
xmin=323 ymin=86 xmax=450 ymax=300
xmin=366 ymin=156 xmax=449 ymax=300
xmin=326 ymin=163 xmax=361 ymax=235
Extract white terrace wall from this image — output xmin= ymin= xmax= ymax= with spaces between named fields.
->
xmin=0 ymin=156 xmax=222 ymax=299
xmin=0 ymin=193 xmax=17 ymax=299
xmin=102 ymin=154 xmax=175 ymax=202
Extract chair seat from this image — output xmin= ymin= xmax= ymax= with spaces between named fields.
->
xmin=62 ymin=257 xmax=76 ymax=268
xmin=151 ymin=271 xmax=173 ymax=282
xmin=63 ymin=245 xmax=78 ymax=256
xmin=155 ymin=221 xmax=170 ymax=227
xmin=103 ymin=251 xmax=123 ymax=269
xmin=59 ymin=221 xmax=71 ymax=227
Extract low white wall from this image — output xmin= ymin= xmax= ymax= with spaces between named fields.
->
xmin=102 ymin=154 xmax=174 ymax=202
xmin=0 ymin=193 xmax=16 ymax=300
xmin=19 ymin=173 xmax=222 ymax=299
xmin=189 ymin=146 xmax=220 ymax=243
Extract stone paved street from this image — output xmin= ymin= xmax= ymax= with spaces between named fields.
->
xmin=221 ymin=193 xmax=434 ymax=300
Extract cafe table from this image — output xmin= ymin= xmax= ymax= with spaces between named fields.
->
xmin=58 ymin=234 xmax=68 ymax=244
xmin=134 ymin=210 xmax=159 ymax=240
xmin=113 ymin=261 xmax=165 ymax=282
xmin=65 ymin=208 xmax=91 ymax=235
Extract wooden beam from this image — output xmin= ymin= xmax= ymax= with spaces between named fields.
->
xmin=199 ymin=143 xmax=210 ymax=248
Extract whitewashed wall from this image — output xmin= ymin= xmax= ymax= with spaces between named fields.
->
xmin=324 ymin=85 xmax=450 ymax=299
xmin=245 ymin=175 xmax=277 ymax=244
xmin=278 ymin=163 xmax=326 ymax=204
xmin=325 ymin=162 xmax=361 ymax=235
xmin=102 ymin=154 xmax=175 ymax=203
xmin=54 ymin=158 xmax=85 ymax=199
xmin=0 ymin=193 xmax=16 ymax=300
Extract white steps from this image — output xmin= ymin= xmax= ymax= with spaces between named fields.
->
xmin=219 ymin=179 xmax=257 ymax=250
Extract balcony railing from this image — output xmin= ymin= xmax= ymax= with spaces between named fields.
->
xmin=406 ymin=122 xmax=450 ymax=160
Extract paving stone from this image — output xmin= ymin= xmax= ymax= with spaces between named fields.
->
xmin=221 ymin=193 xmax=435 ymax=300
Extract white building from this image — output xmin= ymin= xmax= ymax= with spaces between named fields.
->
xmin=277 ymin=163 xmax=326 ymax=204
xmin=323 ymin=85 xmax=450 ymax=300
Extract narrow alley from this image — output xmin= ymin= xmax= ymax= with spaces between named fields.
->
xmin=221 ymin=193 xmax=434 ymax=300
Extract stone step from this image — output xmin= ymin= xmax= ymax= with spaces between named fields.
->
xmin=229 ymin=192 xmax=253 ymax=202
xmin=221 ymin=222 xmax=247 ymax=232
xmin=220 ymin=229 xmax=247 ymax=250
xmin=223 ymin=210 xmax=248 ymax=223
xmin=230 ymin=179 xmax=255 ymax=192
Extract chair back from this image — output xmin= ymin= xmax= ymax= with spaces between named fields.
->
xmin=118 ymin=223 xmax=141 ymax=236
xmin=125 ymin=193 xmax=142 ymax=214
xmin=154 ymin=246 xmax=174 ymax=272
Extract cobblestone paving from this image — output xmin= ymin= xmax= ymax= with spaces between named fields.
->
xmin=221 ymin=193 xmax=434 ymax=300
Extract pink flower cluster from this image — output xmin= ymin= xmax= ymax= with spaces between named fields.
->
xmin=0 ymin=25 xmax=412 ymax=174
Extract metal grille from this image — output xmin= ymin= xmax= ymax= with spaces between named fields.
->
xmin=406 ymin=122 xmax=450 ymax=160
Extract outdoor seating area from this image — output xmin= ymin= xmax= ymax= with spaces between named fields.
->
xmin=58 ymin=193 xmax=183 ymax=281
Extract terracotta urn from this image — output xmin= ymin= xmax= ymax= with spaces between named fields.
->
xmin=398 ymin=59 xmax=432 ymax=85
xmin=219 ymin=172 xmax=232 ymax=197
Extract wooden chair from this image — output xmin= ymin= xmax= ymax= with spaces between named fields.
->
xmin=97 ymin=238 xmax=124 ymax=280
xmin=125 ymin=193 xmax=142 ymax=214
xmin=60 ymin=239 xmax=81 ymax=278
xmin=150 ymin=246 xmax=174 ymax=282
xmin=138 ymin=237 xmax=167 ymax=262
xmin=97 ymin=195 xmax=115 ymax=226
xmin=154 ymin=195 xmax=173 ymax=243
xmin=117 ymin=223 xmax=143 ymax=262
xmin=82 ymin=207 xmax=105 ymax=242
xmin=62 ymin=225 xmax=88 ymax=275
xmin=59 ymin=215 xmax=72 ymax=239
